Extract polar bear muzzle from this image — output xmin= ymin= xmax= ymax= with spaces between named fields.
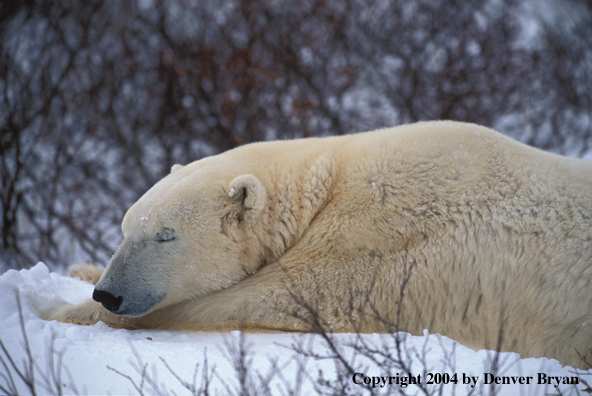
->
xmin=92 ymin=282 xmax=165 ymax=316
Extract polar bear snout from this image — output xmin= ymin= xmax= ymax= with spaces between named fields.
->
xmin=92 ymin=278 xmax=166 ymax=316
xmin=93 ymin=289 xmax=123 ymax=312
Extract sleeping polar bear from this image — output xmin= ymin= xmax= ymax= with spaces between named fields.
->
xmin=44 ymin=121 xmax=592 ymax=369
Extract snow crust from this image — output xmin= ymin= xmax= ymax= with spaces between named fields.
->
xmin=0 ymin=263 xmax=588 ymax=395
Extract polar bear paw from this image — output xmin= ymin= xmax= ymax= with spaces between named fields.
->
xmin=69 ymin=263 xmax=104 ymax=285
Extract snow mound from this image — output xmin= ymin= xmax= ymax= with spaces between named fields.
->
xmin=0 ymin=263 xmax=588 ymax=395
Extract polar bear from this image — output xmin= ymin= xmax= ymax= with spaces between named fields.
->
xmin=44 ymin=121 xmax=592 ymax=368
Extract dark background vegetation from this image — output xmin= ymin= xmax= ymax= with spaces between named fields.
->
xmin=1 ymin=0 xmax=591 ymax=271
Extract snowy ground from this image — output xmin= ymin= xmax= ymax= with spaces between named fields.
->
xmin=0 ymin=263 xmax=589 ymax=396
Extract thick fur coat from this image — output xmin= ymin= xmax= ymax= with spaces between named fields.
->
xmin=43 ymin=121 xmax=592 ymax=368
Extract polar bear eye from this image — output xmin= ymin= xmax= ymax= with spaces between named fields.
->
xmin=155 ymin=227 xmax=176 ymax=242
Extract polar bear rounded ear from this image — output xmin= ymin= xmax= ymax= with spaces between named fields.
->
xmin=228 ymin=174 xmax=267 ymax=222
xmin=171 ymin=164 xmax=184 ymax=173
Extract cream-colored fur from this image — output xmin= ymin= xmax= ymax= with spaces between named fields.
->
xmin=43 ymin=121 xmax=592 ymax=368
xmin=69 ymin=263 xmax=104 ymax=285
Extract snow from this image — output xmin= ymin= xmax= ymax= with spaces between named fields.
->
xmin=0 ymin=263 xmax=589 ymax=395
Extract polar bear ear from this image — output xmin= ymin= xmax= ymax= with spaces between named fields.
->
xmin=228 ymin=174 xmax=267 ymax=222
xmin=171 ymin=164 xmax=184 ymax=173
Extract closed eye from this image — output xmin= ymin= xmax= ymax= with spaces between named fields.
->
xmin=155 ymin=227 xmax=176 ymax=242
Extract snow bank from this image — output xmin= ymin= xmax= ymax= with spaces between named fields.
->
xmin=0 ymin=263 xmax=588 ymax=395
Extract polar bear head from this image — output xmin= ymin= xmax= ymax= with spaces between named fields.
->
xmin=92 ymin=156 xmax=268 ymax=316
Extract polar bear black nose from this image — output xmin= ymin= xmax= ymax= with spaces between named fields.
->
xmin=93 ymin=289 xmax=123 ymax=312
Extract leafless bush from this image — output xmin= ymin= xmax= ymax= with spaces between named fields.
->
xmin=104 ymin=330 xmax=310 ymax=396
xmin=107 ymin=340 xmax=217 ymax=396
xmin=1 ymin=0 xmax=591 ymax=272
xmin=0 ymin=292 xmax=80 ymax=396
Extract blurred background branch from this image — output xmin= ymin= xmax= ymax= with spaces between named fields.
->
xmin=1 ymin=0 xmax=591 ymax=271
